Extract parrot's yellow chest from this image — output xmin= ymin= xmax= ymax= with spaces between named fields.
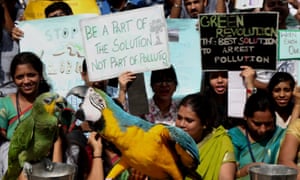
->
xmin=101 ymin=109 xmax=181 ymax=179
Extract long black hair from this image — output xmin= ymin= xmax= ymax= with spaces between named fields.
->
xmin=10 ymin=52 xmax=51 ymax=95
xmin=200 ymin=71 xmax=230 ymax=128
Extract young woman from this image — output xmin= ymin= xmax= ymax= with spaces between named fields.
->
xmin=228 ymin=89 xmax=286 ymax=180
xmin=200 ymin=71 xmax=230 ymax=128
xmin=144 ymin=65 xmax=178 ymax=126
xmin=0 ymin=52 xmax=51 ymax=140
xmin=267 ymin=72 xmax=300 ymax=128
xmin=175 ymin=93 xmax=236 ymax=179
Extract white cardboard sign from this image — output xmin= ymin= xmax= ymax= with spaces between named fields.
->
xmin=80 ymin=5 xmax=170 ymax=81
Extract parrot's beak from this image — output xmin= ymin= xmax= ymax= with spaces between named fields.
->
xmin=55 ymin=96 xmax=68 ymax=112
xmin=66 ymin=85 xmax=89 ymax=99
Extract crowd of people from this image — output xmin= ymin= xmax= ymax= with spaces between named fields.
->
xmin=1 ymin=0 xmax=300 ymax=180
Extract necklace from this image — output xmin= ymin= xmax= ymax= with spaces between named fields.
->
xmin=245 ymin=128 xmax=256 ymax=162
xmin=15 ymin=92 xmax=22 ymax=124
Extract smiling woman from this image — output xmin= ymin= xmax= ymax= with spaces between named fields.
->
xmin=0 ymin=52 xmax=51 ymax=140
xmin=267 ymin=71 xmax=300 ymax=128
xmin=142 ymin=65 xmax=178 ymax=126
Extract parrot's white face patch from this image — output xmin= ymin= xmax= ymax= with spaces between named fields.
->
xmin=81 ymin=88 xmax=106 ymax=122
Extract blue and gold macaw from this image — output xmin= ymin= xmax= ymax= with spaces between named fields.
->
xmin=71 ymin=86 xmax=201 ymax=179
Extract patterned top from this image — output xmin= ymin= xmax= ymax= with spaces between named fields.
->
xmin=0 ymin=96 xmax=32 ymax=140
xmin=144 ymin=98 xmax=178 ymax=126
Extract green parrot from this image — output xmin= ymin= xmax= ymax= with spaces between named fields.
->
xmin=2 ymin=92 xmax=67 ymax=180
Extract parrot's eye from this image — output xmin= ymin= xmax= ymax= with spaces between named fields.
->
xmin=44 ymin=97 xmax=52 ymax=104
xmin=89 ymin=92 xmax=106 ymax=111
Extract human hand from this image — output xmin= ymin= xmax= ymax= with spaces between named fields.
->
xmin=118 ymin=71 xmax=136 ymax=91
xmin=80 ymin=121 xmax=92 ymax=132
xmin=293 ymin=86 xmax=300 ymax=105
xmin=240 ymin=65 xmax=256 ymax=89
xmin=128 ymin=168 xmax=147 ymax=180
xmin=238 ymin=162 xmax=264 ymax=178
xmin=11 ymin=26 xmax=24 ymax=41
xmin=87 ymin=132 xmax=102 ymax=156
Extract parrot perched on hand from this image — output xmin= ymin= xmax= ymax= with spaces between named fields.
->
xmin=72 ymin=86 xmax=201 ymax=179
xmin=2 ymin=92 xmax=67 ymax=180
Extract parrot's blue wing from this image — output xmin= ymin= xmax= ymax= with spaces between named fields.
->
xmin=164 ymin=125 xmax=200 ymax=166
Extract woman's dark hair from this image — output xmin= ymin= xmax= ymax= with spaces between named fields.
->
xmin=179 ymin=93 xmax=218 ymax=131
xmin=244 ymin=89 xmax=276 ymax=121
xmin=10 ymin=52 xmax=51 ymax=95
xmin=200 ymin=71 xmax=229 ymax=128
xmin=200 ymin=71 xmax=228 ymax=94
xmin=44 ymin=1 xmax=73 ymax=17
xmin=267 ymin=72 xmax=295 ymax=93
xmin=150 ymin=65 xmax=178 ymax=86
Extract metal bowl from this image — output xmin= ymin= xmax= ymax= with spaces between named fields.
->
xmin=27 ymin=162 xmax=76 ymax=180
xmin=249 ymin=164 xmax=297 ymax=180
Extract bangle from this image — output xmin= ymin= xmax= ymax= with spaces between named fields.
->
xmin=173 ymin=3 xmax=181 ymax=8
xmin=247 ymin=87 xmax=257 ymax=95
xmin=93 ymin=155 xmax=102 ymax=159
xmin=237 ymin=169 xmax=241 ymax=178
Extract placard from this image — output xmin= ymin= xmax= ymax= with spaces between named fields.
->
xmin=199 ymin=12 xmax=278 ymax=70
xmin=144 ymin=18 xmax=202 ymax=100
xmin=19 ymin=14 xmax=96 ymax=96
xmin=80 ymin=5 xmax=170 ymax=81
xmin=279 ymin=30 xmax=300 ymax=60
xmin=234 ymin=0 xmax=264 ymax=10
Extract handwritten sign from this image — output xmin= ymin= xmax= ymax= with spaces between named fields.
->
xmin=19 ymin=14 xmax=97 ymax=96
xmin=80 ymin=5 xmax=170 ymax=81
xmin=24 ymin=0 xmax=100 ymax=20
xmin=144 ymin=18 xmax=202 ymax=99
xmin=279 ymin=30 xmax=300 ymax=60
xmin=235 ymin=0 xmax=264 ymax=10
xmin=199 ymin=12 xmax=278 ymax=70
